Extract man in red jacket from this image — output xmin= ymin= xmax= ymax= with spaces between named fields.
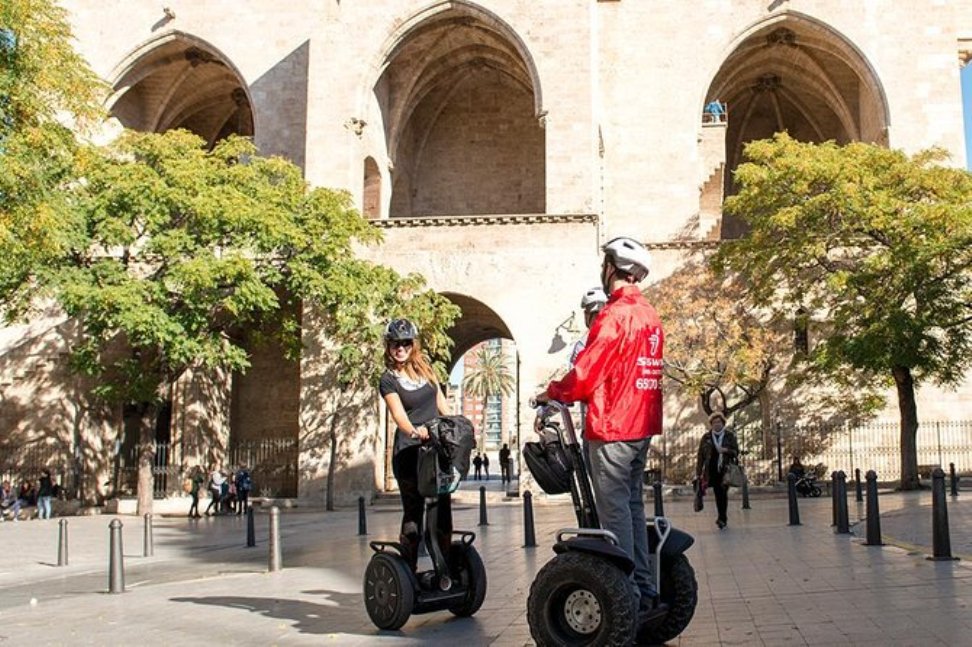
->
xmin=541 ymin=236 xmax=664 ymax=619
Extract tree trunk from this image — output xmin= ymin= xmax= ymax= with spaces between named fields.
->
xmin=758 ymin=389 xmax=774 ymax=460
xmin=325 ymin=410 xmax=338 ymax=512
xmin=136 ymin=404 xmax=156 ymax=515
xmin=892 ymin=365 xmax=920 ymax=491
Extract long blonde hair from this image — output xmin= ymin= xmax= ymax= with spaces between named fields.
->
xmin=385 ymin=337 xmax=438 ymax=384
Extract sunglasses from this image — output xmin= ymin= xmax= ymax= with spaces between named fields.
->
xmin=389 ymin=340 xmax=413 ymax=349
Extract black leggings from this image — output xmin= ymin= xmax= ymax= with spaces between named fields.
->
xmin=392 ymin=446 xmax=452 ymax=542
xmin=708 ymin=467 xmax=729 ymax=523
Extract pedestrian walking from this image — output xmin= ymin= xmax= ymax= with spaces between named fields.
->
xmin=695 ymin=411 xmax=739 ymax=530
xmin=473 ymin=454 xmax=483 ymax=480
xmin=499 ymin=444 xmax=511 ymax=484
xmin=482 ymin=454 xmax=490 ymax=480
xmin=187 ymin=467 xmax=204 ymax=518
xmin=37 ymin=469 xmax=54 ymax=519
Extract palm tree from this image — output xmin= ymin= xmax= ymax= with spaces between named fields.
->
xmin=462 ymin=342 xmax=515 ymax=451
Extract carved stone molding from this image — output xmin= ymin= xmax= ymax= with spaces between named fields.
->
xmin=372 ymin=213 xmax=597 ymax=228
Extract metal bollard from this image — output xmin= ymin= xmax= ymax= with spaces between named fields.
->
xmin=950 ymin=462 xmax=959 ymax=498
xmin=357 ymin=496 xmax=367 ymax=536
xmin=741 ymin=478 xmax=751 ymax=510
xmin=268 ymin=506 xmax=282 ymax=572
xmin=143 ymin=513 xmax=154 ymax=557
xmin=787 ymin=473 xmax=801 ymax=526
xmin=246 ymin=506 xmax=256 ymax=547
xmin=831 ymin=471 xmax=839 ymax=526
xmin=523 ymin=490 xmax=537 ymax=548
xmin=864 ymin=470 xmax=882 ymax=546
xmin=57 ymin=519 xmax=69 ymax=566
xmin=854 ymin=468 xmax=863 ymax=503
xmin=652 ymin=480 xmax=664 ymax=517
xmin=929 ymin=469 xmax=957 ymax=561
xmin=478 ymin=486 xmax=488 ymax=526
xmin=108 ymin=518 xmax=125 ymax=594
xmin=835 ymin=471 xmax=850 ymax=534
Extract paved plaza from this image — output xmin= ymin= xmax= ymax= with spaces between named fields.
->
xmin=0 ymin=486 xmax=970 ymax=646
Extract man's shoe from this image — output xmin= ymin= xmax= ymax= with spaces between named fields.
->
xmin=716 ymin=519 xmax=727 ymax=529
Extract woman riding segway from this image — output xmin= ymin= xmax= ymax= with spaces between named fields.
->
xmin=363 ymin=319 xmax=486 ymax=630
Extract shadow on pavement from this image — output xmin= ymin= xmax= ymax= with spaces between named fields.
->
xmin=170 ymin=590 xmax=495 ymax=641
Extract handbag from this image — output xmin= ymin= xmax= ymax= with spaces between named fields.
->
xmin=724 ymin=462 xmax=746 ymax=488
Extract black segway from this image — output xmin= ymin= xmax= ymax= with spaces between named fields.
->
xmin=363 ymin=417 xmax=486 ymax=631
xmin=523 ymin=400 xmax=698 ymax=646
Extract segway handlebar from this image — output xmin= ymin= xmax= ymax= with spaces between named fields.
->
xmin=529 ymin=398 xmax=581 ymax=448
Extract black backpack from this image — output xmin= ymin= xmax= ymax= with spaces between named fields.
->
xmin=417 ymin=415 xmax=476 ymax=497
xmin=523 ymin=425 xmax=573 ymax=495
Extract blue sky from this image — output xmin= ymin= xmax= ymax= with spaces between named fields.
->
xmin=963 ymin=65 xmax=972 ymax=168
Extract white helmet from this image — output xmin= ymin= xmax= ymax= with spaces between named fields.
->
xmin=602 ymin=237 xmax=651 ymax=282
xmin=580 ymin=287 xmax=607 ymax=314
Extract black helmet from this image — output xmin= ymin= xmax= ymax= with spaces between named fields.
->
xmin=523 ymin=427 xmax=572 ymax=495
xmin=384 ymin=318 xmax=418 ymax=341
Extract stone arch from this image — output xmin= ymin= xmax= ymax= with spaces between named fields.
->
xmin=363 ymin=156 xmax=381 ymax=219
xmin=107 ymin=31 xmax=254 ymax=146
xmin=441 ymin=292 xmax=515 ymax=371
xmin=372 ymin=2 xmax=546 ymax=217
xmin=701 ymin=12 xmax=890 ymax=238
xmin=441 ymin=292 xmax=518 ymax=462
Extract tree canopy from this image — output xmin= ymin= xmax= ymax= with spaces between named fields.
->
xmin=714 ymin=133 xmax=972 ymax=488
xmin=0 ymin=0 xmax=105 ymax=319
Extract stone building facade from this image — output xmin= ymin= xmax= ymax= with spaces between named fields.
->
xmin=3 ymin=0 xmax=972 ymax=503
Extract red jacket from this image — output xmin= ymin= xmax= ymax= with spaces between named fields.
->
xmin=547 ymin=285 xmax=664 ymax=442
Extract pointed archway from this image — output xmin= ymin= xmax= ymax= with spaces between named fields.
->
xmin=703 ymin=14 xmax=890 ymax=238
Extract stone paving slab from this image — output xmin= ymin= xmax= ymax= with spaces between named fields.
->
xmin=0 ymin=492 xmax=969 ymax=646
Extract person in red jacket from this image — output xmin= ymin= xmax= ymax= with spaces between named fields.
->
xmin=539 ymin=236 xmax=665 ymax=621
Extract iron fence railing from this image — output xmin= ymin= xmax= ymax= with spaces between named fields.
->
xmin=116 ymin=438 xmax=300 ymax=499
xmin=228 ymin=438 xmax=298 ymax=498
xmin=647 ymin=419 xmax=972 ymax=484
xmin=0 ymin=441 xmax=79 ymax=497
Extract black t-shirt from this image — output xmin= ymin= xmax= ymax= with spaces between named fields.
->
xmin=379 ymin=370 xmax=439 ymax=454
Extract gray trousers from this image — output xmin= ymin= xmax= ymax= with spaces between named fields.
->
xmin=586 ymin=437 xmax=654 ymax=604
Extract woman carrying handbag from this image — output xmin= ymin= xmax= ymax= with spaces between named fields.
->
xmin=695 ymin=411 xmax=740 ymax=530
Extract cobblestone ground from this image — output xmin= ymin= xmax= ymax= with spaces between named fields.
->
xmin=0 ymin=489 xmax=969 ymax=646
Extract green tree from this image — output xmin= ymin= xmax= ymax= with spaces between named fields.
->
xmin=0 ymin=0 xmax=105 ymax=318
xmin=653 ymin=257 xmax=882 ymax=460
xmin=714 ymin=134 xmax=972 ymax=489
xmin=10 ymin=129 xmax=456 ymax=512
xmin=462 ymin=342 xmax=514 ymax=450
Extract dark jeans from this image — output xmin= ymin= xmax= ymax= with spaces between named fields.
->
xmin=237 ymin=490 xmax=249 ymax=514
xmin=708 ymin=467 xmax=729 ymax=523
xmin=188 ymin=492 xmax=200 ymax=517
xmin=392 ymin=446 xmax=452 ymax=569
xmin=205 ymin=490 xmax=220 ymax=514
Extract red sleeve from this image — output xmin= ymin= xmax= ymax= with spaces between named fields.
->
xmin=548 ymin=311 xmax=617 ymax=403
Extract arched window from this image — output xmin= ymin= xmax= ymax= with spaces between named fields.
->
xmin=363 ymin=157 xmax=381 ymax=219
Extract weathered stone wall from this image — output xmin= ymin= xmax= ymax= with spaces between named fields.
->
xmin=5 ymin=0 xmax=969 ymax=505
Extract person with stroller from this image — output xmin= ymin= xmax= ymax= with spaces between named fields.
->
xmin=235 ymin=467 xmax=252 ymax=515
xmin=538 ymin=236 xmax=666 ymax=624
xmin=788 ymin=456 xmax=806 ymax=479
xmin=695 ymin=411 xmax=739 ymax=530
xmin=205 ymin=467 xmax=225 ymax=516
xmin=378 ymin=318 xmax=452 ymax=573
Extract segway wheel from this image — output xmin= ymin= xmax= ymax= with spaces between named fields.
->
xmin=635 ymin=554 xmax=698 ymax=645
xmin=363 ymin=552 xmax=415 ymax=630
xmin=447 ymin=542 xmax=487 ymax=617
xmin=528 ymin=551 xmax=636 ymax=646
xmin=810 ymin=485 xmax=822 ymax=497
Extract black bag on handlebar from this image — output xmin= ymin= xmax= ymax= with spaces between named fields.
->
xmin=417 ymin=415 xmax=476 ymax=497
xmin=523 ymin=425 xmax=572 ymax=495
